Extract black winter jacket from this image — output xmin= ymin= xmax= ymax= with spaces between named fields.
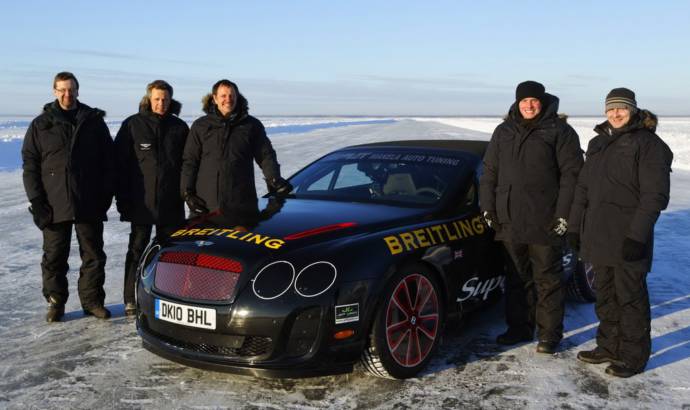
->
xmin=181 ymin=86 xmax=280 ymax=215
xmin=568 ymin=110 xmax=673 ymax=271
xmin=114 ymin=99 xmax=189 ymax=225
xmin=22 ymin=101 xmax=115 ymax=223
xmin=479 ymin=94 xmax=583 ymax=244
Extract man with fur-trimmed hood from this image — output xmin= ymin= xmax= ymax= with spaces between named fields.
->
xmin=568 ymin=88 xmax=673 ymax=377
xmin=180 ymin=79 xmax=290 ymax=220
xmin=114 ymin=80 xmax=189 ymax=316
xmin=479 ymin=81 xmax=583 ymax=354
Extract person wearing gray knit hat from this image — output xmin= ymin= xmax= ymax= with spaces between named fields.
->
xmin=568 ymin=87 xmax=674 ymax=378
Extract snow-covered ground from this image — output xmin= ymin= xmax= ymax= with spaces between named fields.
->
xmin=0 ymin=117 xmax=688 ymax=409
xmin=0 ymin=116 xmax=396 ymax=142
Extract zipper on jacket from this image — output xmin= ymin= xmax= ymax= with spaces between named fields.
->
xmin=154 ymin=122 xmax=160 ymax=213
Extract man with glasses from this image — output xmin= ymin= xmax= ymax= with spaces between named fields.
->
xmin=22 ymin=72 xmax=115 ymax=322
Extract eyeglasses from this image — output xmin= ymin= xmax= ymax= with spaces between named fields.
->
xmin=54 ymin=88 xmax=76 ymax=94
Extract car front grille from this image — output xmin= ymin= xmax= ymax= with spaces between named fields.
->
xmin=147 ymin=324 xmax=272 ymax=358
xmin=154 ymin=251 xmax=242 ymax=302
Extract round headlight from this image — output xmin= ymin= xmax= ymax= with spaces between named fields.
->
xmin=252 ymin=261 xmax=295 ymax=300
xmin=294 ymin=261 xmax=337 ymax=298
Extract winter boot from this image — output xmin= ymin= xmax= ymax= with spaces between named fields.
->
xmin=577 ymin=348 xmax=617 ymax=364
xmin=124 ymin=303 xmax=136 ymax=317
xmin=496 ymin=328 xmax=533 ymax=345
xmin=536 ymin=340 xmax=559 ymax=354
xmin=84 ymin=305 xmax=111 ymax=319
xmin=605 ymin=363 xmax=643 ymax=378
xmin=46 ymin=296 xmax=65 ymax=323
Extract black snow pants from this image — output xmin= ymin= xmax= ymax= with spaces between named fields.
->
xmin=123 ymin=223 xmax=177 ymax=304
xmin=502 ymin=242 xmax=565 ymax=342
xmin=593 ymin=265 xmax=651 ymax=371
xmin=41 ymin=221 xmax=106 ymax=309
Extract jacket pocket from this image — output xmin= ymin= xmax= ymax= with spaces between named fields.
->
xmin=41 ymin=168 xmax=69 ymax=211
xmin=524 ymin=186 xmax=557 ymax=228
xmin=605 ymin=147 xmax=639 ymax=206
xmin=496 ymin=185 xmax=511 ymax=223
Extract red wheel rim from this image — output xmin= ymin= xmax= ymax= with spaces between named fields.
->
xmin=385 ymin=273 xmax=439 ymax=367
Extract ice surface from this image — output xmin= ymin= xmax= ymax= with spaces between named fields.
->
xmin=0 ymin=118 xmax=688 ymax=409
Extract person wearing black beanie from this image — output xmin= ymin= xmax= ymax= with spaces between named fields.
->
xmin=568 ymin=88 xmax=673 ymax=377
xmin=479 ymin=81 xmax=583 ymax=355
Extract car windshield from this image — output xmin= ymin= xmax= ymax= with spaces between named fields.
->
xmin=288 ymin=149 xmax=471 ymax=207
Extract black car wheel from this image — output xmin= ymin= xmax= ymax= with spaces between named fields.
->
xmin=362 ymin=265 xmax=444 ymax=379
xmin=566 ymin=260 xmax=596 ymax=303
xmin=563 ymin=248 xmax=596 ymax=303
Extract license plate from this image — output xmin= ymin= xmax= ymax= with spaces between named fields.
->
xmin=155 ymin=298 xmax=216 ymax=330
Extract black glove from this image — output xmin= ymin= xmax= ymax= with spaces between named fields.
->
xmin=482 ymin=211 xmax=501 ymax=233
xmin=261 ymin=197 xmax=285 ymax=219
xmin=29 ymin=197 xmax=53 ymax=230
xmin=267 ymin=177 xmax=293 ymax=197
xmin=550 ymin=217 xmax=568 ymax=237
xmin=622 ymin=237 xmax=646 ymax=262
xmin=183 ymin=192 xmax=209 ymax=215
xmin=566 ymin=232 xmax=580 ymax=253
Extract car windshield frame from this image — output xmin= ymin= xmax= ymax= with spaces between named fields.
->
xmin=286 ymin=148 xmax=475 ymax=209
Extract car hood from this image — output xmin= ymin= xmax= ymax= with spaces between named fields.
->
xmin=165 ymin=198 xmax=433 ymax=257
xmin=257 ymin=198 xmax=430 ymax=236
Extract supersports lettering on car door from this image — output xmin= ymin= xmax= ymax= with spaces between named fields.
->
xmin=457 ymin=275 xmax=505 ymax=302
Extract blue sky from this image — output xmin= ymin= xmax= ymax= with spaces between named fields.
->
xmin=2 ymin=1 xmax=689 ymax=116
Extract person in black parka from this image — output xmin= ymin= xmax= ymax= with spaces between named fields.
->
xmin=22 ymin=72 xmax=115 ymax=322
xmin=114 ymin=80 xmax=189 ymax=315
xmin=181 ymin=79 xmax=290 ymax=218
xmin=568 ymin=88 xmax=673 ymax=378
xmin=479 ymin=81 xmax=583 ymax=353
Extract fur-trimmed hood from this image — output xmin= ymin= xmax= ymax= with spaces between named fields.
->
xmin=502 ymin=93 xmax=571 ymax=127
xmin=201 ymin=80 xmax=249 ymax=118
xmin=638 ymin=109 xmax=658 ymax=132
xmin=595 ymin=109 xmax=658 ymax=136
xmin=138 ymin=96 xmax=182 ymax=116
xmin=503 ymin=112 xmax=569 ymax=123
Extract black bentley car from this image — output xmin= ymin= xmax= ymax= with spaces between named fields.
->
xmin=136 ymin=140 xmax=592 ymax=379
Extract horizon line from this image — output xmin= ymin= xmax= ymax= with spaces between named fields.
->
xmin=2 ymin=113 xmax=690 ymax=119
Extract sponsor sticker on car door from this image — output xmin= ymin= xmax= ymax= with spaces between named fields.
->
xmin=155 ymin=298 xmax=216 ymax=330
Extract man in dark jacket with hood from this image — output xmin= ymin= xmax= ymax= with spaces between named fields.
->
xmin=114 ymin=80 xmax=189 ymax=316
xmin=181 ymin=79 xmax=290 ymax=219
xmin=22 ymin=72 xmax=115 ymax=322
xmin=568 ymin=88 xmax=673 ymax=377
xmin=479 ymin=81 xmax=583 ymax=354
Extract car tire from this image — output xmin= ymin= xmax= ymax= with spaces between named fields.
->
xmin=564 ymin=249 xmax=596 ymax=303
xmin=361 ymin=265 xmax=444 ymax=379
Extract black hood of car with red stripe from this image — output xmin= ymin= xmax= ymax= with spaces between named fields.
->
xmin=167 ymin=198 xmax=433 ymax=254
